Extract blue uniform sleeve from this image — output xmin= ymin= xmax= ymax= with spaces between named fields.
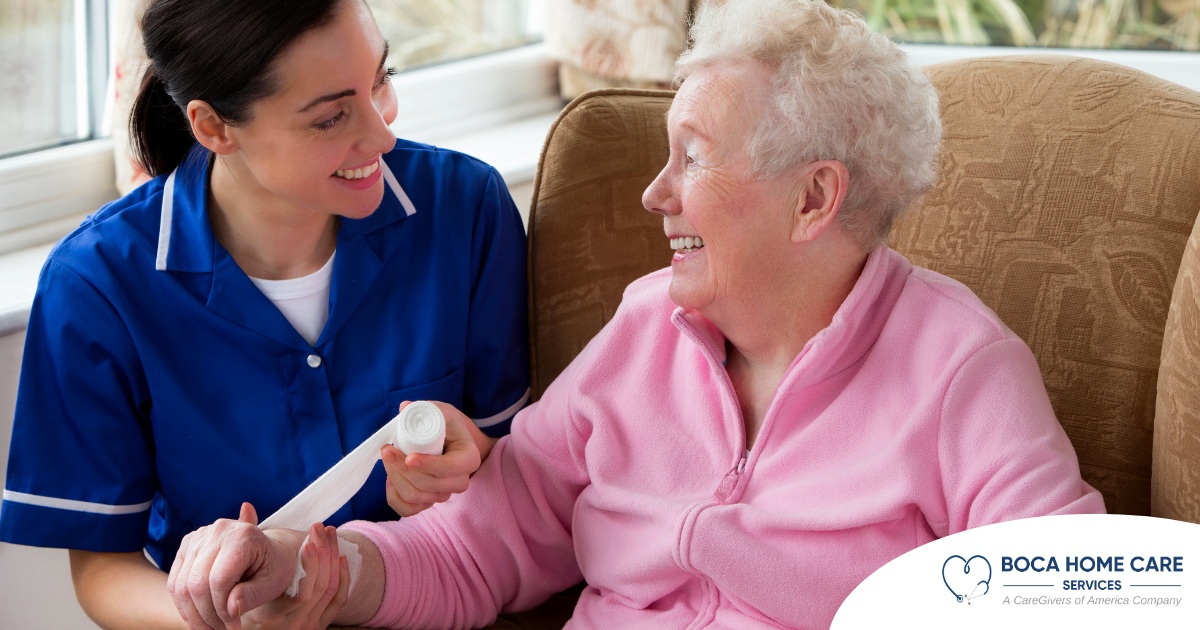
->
xmin=0 ymin=258 xmax=155 ymax=552
xmin=461 ymin=169 xmax=530 ymax=437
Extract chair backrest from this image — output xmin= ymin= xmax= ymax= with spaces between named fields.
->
xmin=889 ymin=55 xmax=1200 ymax=518
xmin=526 ymin=57 xmax=1200 ymax=520
xmin=526 ymin=89 xmax=674 ymax=400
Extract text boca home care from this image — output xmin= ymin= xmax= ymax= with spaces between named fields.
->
xmin=1003 ymin=555 xmax=1183 ymax=592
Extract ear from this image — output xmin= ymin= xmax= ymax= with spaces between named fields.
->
xmin=186 ymin=100 xmax=238 ymax=156
xmin=791 ymin=160 xmax=849 ymax=243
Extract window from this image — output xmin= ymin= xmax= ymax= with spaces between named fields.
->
xmin=0 ymin=0 xmax=106 ymax=158
xmin=368 ymin=0 xmax=542 ymax=70
xmin=0 ymin=0 xmax=543 ymax=161
xmin=830 ymin=0 xmax=1200 ymax=50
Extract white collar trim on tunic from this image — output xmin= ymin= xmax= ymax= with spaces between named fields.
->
xmin=155 ymin=158 xmax=415 ymax=272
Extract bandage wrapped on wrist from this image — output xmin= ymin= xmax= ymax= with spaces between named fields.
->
xmin=259 ymin=401 xmax=446 ymax=597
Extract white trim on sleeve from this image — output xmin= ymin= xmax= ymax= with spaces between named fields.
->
xmin=154 ymin=169 xmax=177 ymax=271
xmin=2 ymin=489 xmax=153 ymax=516
xmin=472 ymin=387 xmax=531 ymax=428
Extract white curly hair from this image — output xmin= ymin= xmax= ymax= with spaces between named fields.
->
xmin=675 ymin=0 xmax=942 ymax=248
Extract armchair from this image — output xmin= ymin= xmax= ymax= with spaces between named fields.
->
xmin=526 ymin=54 xmax=1200 ymax=522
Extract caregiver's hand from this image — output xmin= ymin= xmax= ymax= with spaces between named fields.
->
xmin=381 ymin=400 xmax=495 ymax=517
xmin=238 ymin=521 xmax=348 ymax=630
xmin=168 ymin=503 xmax=345 ymax=629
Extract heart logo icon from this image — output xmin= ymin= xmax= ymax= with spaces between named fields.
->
xmin=942 ymin=555 xmax=991 ymax=604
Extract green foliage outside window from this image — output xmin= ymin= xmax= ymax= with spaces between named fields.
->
xmin=830 ymin=0 xmax=1200 ymax=49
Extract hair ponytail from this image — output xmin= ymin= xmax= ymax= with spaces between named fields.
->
xmin=129 ymin=67 xmax=194 ymax=177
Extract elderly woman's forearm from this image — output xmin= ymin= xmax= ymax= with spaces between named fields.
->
xmin=70 ymin=550 xmax=188 ymax=630
xmin=331 ymin=530 xmax=387 ymax=626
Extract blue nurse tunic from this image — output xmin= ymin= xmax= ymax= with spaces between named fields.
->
xmin=0 ymin=138 xmax=530 ymax=569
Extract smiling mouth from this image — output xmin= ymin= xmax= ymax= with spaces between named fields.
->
xmin=670 ymin=236 xmax=705 ymax=253
xmin=333 ymin=160 xmax=379 ymax=180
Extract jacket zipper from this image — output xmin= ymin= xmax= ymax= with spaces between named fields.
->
xmin=673 ymin=315 xmax=751 ymax=502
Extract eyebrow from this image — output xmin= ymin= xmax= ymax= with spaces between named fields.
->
xmin=672 ymin=116 xmax=713 ymax=144
xmin=298 ymin=42 xmax=390 ymax=113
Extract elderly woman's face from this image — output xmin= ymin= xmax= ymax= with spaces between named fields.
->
xmin=642 ymin=62 xmax=800 ymax=319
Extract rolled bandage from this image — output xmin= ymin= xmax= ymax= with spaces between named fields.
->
xmin=392 ymin=401 xmax=446 ymax=456
xmin=260 ymin=401 xmax=447 ymax=597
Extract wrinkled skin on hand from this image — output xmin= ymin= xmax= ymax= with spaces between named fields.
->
xmin=168 ymin=503 xmax=348 ymax=630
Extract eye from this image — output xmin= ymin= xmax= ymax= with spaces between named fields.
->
xmin=686 ymin=154 xmax=696 ymax=164
xmin=375 ymin=66 xmax=397 ymax=89
xmin=315 ymin=111 xmax=347 ymax=132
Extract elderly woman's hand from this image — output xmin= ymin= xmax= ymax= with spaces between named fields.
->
xmin=381 ymin=400 xmax=495 ymax=517
xmin=168 ymin=503 xmax=347 ymax=630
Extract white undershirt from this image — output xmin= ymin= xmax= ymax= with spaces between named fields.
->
xmin=249 ymin=252 xmax=335 ymax=346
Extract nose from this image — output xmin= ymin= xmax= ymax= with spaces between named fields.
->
xmin=642 ymin=160 xmax=681 ymax=217
xmin=356 ymin=88 xmax=398 ymax=156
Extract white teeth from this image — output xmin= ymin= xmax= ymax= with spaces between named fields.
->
xmin=335 ymin=160 xmax=379 ymax=180
xmin=669 ymin=236 xmax=705 ymax=251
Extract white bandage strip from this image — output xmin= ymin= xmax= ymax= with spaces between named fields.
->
xmin=261 ymin=401 xmax=446 ymax=597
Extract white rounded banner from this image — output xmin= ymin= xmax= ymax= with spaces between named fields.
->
xmin=833 ymin=514 xmax=1200 ymax=629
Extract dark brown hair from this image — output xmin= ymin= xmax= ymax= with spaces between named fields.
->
xmin=130 ymin=0 xmax=344 ymax=176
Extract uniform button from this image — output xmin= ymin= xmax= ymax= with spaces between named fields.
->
xmin=306 ymin=354 xmax=322 ymax=368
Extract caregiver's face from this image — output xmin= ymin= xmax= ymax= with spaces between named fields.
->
xmin=226 ymin=0 xmax=398 ymax=219
xmin=642 ymin=61 xmax=799 ymax=318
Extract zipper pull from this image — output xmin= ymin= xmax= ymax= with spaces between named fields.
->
xmin=714 ymin=456 xmax=748 ymax=499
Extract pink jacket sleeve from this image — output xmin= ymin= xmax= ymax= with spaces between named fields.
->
xmin=936 ymin=337 xmax=1106 ymax=535
xmin=342 ymin=352 xmax=593 ymax=630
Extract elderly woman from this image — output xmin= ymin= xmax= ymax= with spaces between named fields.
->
xmin=170 ymin=1 xmax=1104 ymax=628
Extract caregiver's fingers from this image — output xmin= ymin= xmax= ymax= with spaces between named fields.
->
xmin=383 ymin=446 xmax=470 ymax=494
xmin=384 ymin=474 xmax=440 ymax=517
xmin=382 ymin=449 xmax=453 ymax=510
xmin=318 ymin=556 xmax=351 ymax=629
xmin=312 ymin=526 xmax=342 ymax=614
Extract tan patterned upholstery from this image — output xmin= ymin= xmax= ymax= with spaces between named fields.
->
xmin=1154 ymin=218 xmax=1200 ymax=522
xmin=891 ymin=55 xmax=1200 ymax=518
xmin=527 ymin=56 xmax=1200 ymax=523
xmin=527 ymin=89 xmax=675 ymax=400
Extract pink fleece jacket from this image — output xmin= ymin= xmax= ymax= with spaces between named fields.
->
xmin=344 ymin=247 xmax=1104 ymax=629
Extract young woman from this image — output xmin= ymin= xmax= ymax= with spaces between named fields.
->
xmin=0 ymin=0 xmax=529 ymax=627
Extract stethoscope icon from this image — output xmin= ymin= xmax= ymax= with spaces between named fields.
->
xmin=943 ymin=555 xmax=992 ymax=604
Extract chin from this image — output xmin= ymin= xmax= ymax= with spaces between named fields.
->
xmin=667 ymin=278 xmax=712 ymax=312
xmin=338 ymin=186 xmax=386 ymax=219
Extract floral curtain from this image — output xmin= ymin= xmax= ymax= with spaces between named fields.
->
xmin=546 ymin=0 xmax=693 ymax=98
xmin=109 ymin=0 xmax=151 ymax=196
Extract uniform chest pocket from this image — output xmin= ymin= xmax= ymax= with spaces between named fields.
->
xmin=383 ymin=368 xmax=464 ymax=416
